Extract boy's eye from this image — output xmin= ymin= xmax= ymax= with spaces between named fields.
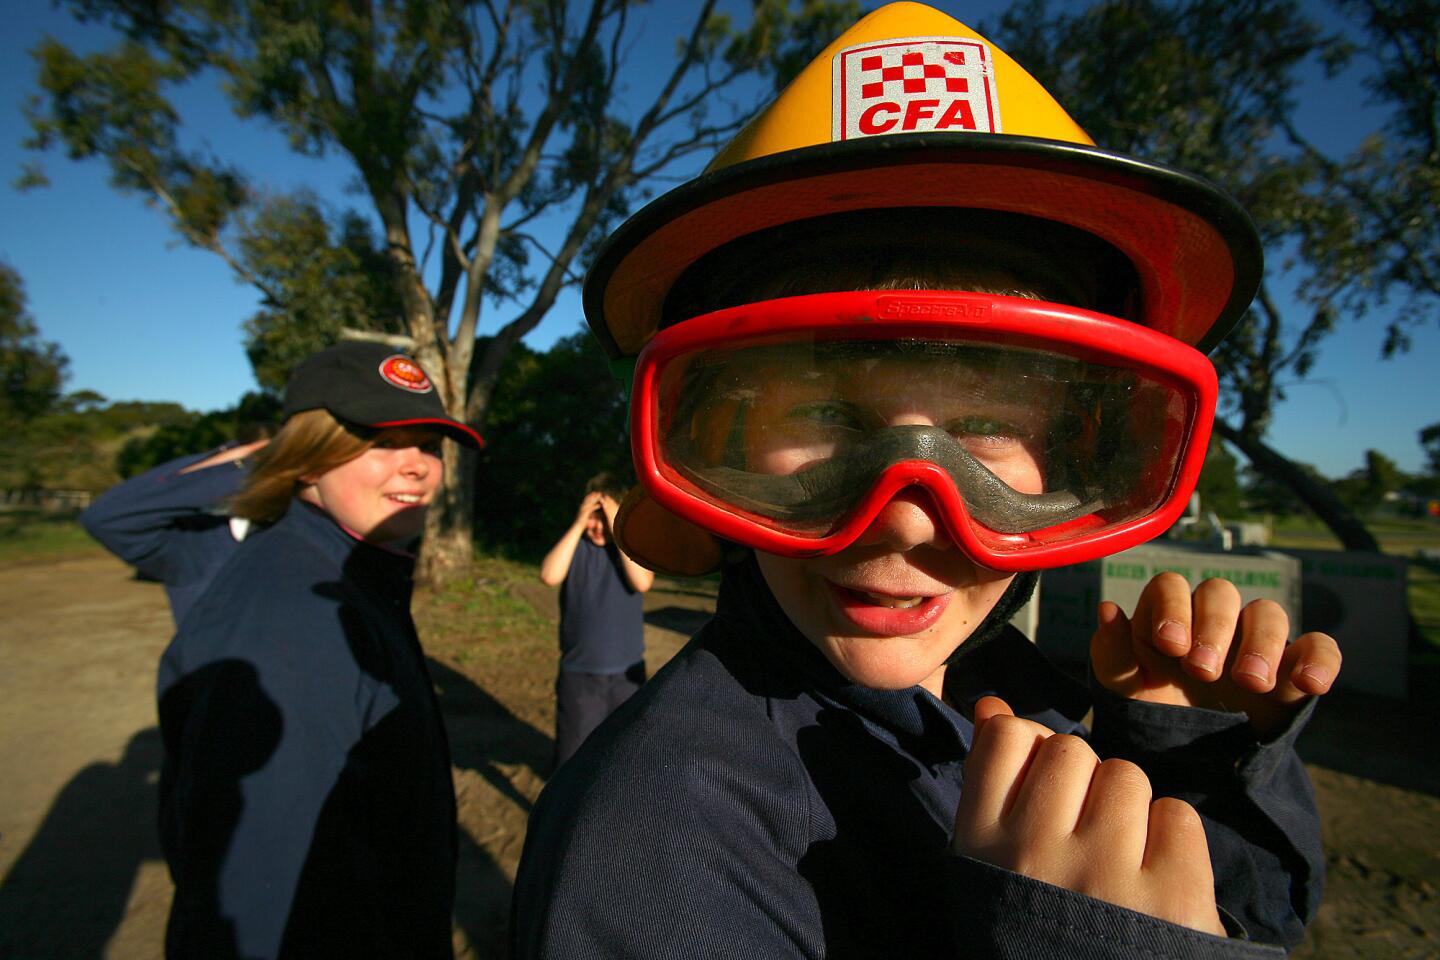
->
xmin=946 ymin=415 xmax=1029 ymax=445
xmin=787 ymin=401 xmax=865 ymax=430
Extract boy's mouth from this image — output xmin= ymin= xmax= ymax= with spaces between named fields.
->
xmin=855 ymin=590 xmax=925 ymax=609
xmin=827 ymin=582 xmax=949 ymax=634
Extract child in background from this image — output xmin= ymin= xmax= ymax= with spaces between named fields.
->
xmin=512 ymin=4 xmax=1341 ymax=957
xmin=539 ymin=474 xmax=655 ymax=767
xmin=158 ymin=341 xmax=483 ymax=959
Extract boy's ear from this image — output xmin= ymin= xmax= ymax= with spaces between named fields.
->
xmin=614 ymin=486 xmax=723 ymax=577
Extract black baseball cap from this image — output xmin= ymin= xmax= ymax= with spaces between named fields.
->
xmin=281 ymin=341 xmax=485 ymax=449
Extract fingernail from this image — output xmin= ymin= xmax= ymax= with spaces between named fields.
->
xmin=1235 ymin=653 xmax=1270 ymax=682
xmin=1189 ymin=642 xmax=1221 ymax=675
xmin=1157 ymin=620 xmax=1188 ymax=649
xmin=1299 ymin=663 xmax=1333 ymax=689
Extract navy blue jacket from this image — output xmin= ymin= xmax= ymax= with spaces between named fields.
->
xmin=81 ymin=448 xmax=250 ymax=624
xmin=512 ymin=557 xmax=1322 ymax=958
xmin=559 ymin=538 xmax=645 ymax=674
xmin=158 ymin=501 xmax=457 ymax=959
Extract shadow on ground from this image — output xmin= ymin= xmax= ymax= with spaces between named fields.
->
xmin=429 ymin=657 xmax=553 ymax=957
xmin=644 ymin=606 xmax=713 ymax=637
xmin=0 ymin=728 xmax=164 ymax=958
xmin=1295 ymin=659 xmax=1440 ymax=798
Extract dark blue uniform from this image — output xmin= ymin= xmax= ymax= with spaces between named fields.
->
xmin=158 ymin=501 xmax=457 ymax=959
xmin=512 ymin=556 xmax=1322 ymax=958
xmin=81 ymin=448 xmax=251 ymax=625
xmin=553 ymin=538 xmax=647 ymax=765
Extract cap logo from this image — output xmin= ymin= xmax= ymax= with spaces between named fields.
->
xmin=378 ymin=355 xmax=433 ymax=393
xmin=832 ymin=37 xmax=1001 ymax=141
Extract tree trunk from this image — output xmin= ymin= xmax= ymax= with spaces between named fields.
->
xmin=1213 ymin=419 xmax=1382 ymax=552
xmin=417 ymin=436 xmax=477 ymax=586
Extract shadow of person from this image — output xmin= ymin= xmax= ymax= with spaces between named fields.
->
xmin=649 ymin=578 xmax=720 ymax=602
xmin=426 ymin=657 xmax=552 ymax=812
xmin=0 ymin=728 xmax=165 ymax=959
xmin=451 ymin=821 xmax=517 ymax=959
xmin=643 ymin=606 xmax=714 ymax=637
xmin=156 ymin=657 xmax=283 ymax=957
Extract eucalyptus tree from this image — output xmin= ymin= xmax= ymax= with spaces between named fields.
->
xmin=989 ymin=0 xmax=1436 ymax=550
xmin=0 ymin=262 xmax=68 ymax=427
xmin=21 ymin=0 xmax=857 ymax=581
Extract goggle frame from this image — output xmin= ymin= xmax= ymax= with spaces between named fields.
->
xmin=630 ymin=290 xmax=1217 ymax=571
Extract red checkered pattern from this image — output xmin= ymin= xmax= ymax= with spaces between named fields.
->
xmin=858 ymin=51 xmax=969 ymax=100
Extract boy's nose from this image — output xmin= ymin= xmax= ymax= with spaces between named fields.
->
xmin=853 ymin=487 xmax=954 ymax=553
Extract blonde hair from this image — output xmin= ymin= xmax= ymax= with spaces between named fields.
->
xmin=229 ymin=409 xmax=377 ymax=523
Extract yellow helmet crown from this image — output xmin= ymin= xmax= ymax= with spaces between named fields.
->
xmin=585 ymin=1 xmax=1260 ymax=361
xmin=709 ymin=1 xmax=1091 ymax=170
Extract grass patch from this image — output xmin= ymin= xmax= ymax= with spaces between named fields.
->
xmin=1263 ymin=515 xmax=1440 ymax=653
xmin=1409 ymin=558 xmax=1440 ymax=653
xmin=413 ymin=554 xmax=559 ymax=735
xmin=1268 ymin=513 xmax=1440 ymax=553
xmin=0 ymin=509 xmax=102 ymax=566
xmin=414 ymin=554 xmax=554 ymax=670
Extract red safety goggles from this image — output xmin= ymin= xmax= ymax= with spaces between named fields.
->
xmin=629 ymin=290 xmax=1217 ymax=571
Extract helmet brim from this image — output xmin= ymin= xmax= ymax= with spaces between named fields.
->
xmin=585 ymin=134 xmax=1261 ymax=359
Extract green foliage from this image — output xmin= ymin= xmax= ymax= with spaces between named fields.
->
xmin=0 ymin=389 xmax=276 ymax=494
xmin=113 ymin=391 xmax=281 ymax=477
xmin=1333 ymin=447 xmax=1409 ymax=509
xmin=1282 ymin=0 xmax=1439 ymax=355
xmin=23 ymin=36 xmax=247 ymax=248
xmin=22 ymin=0 xmax=856 ymax=579
xmin=990 ymin=0 xmax=1438 ymax=553
xmin=987 ymin=0 xmax=1343 ymax=435
xmin=239 ymin=198 xmax=407 ymax=390
xmin=472 ymin=330 xmax=632 ymax=558
xmin=0 ymin=262 xmax=69 ymax=426
xmin=1420 ymin=421 xmax=1440 ymax=475
xmin=1242 ymin=459 xmax=1329 ymax=516
xmin=1194 ymin=436 xmax=1243 ymax=517
xmin=0 ymin=510 xmax=99 ymax=566
xmin=0 ymin=398 xmax=191 ymax=493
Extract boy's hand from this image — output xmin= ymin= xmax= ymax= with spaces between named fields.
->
xmin=574 ymin=491 xmax=605 ymax=526
xmin=598 ymin=493 xmax=620 ymax=527
xmin=1091 ymin=573 xmax=1343 ymax=738
xmin=953 ymin=696 xmax=1225 ymax=937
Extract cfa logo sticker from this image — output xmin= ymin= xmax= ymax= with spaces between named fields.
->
xmin=378 ymin=355 xmax=433 ymax=393
xmin=832 ymin=37 xmax=1001 ymax=141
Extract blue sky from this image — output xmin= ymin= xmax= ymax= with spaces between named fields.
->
xmin=1 ymin=1 xmax=1435 ymax=479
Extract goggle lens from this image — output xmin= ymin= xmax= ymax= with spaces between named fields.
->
xmin=632 ymin=293 xmax=1215 ymax=569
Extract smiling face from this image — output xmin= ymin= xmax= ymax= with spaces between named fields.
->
xmin=745 ymin=356 xmax=1044 ymax=696
xmin=658 ymin=210 xmax=1122 ymax=696
xmin=300 ymin=426 xmax=444 ymax=544
xmin=584 ymin=510 xmax=608 ymax=546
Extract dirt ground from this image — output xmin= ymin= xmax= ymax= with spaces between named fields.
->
xmin=1 ymin=551 xmax=1436 ymax=958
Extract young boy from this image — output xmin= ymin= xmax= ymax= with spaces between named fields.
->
xmin=512 ymin=4 xmax=1340 ymax=957
xmin=539 ymin=474 xmax=655 ymax=766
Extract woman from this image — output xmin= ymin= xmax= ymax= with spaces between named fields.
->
xmin=157 ymin=341 xmax=482 ymax=960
